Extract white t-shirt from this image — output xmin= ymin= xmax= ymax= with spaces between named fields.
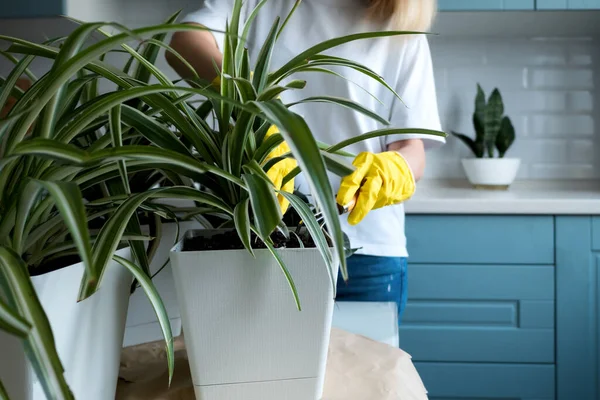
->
xmin=183 ymin=0 xmax=445 ymax=257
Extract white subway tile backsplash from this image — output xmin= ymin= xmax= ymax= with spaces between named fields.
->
xmin=429 ymin=34 xmax=600 ymax=180
xmin=529 ymin=115 xmax=595 ymax=137
xmin=568 ymin=91 xmax=595 ymax=112
xmin=530 ymin=68 xmax=594 ymax=89
xmin=569 ymin=139 xmax=596 ymax=164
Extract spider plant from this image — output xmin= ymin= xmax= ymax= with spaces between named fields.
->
xmin=0 ymin=0 xmax=446 ymax=397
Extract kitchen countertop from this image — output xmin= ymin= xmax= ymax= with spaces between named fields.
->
xmin=405 ymin=180 xmax=600 ymax=215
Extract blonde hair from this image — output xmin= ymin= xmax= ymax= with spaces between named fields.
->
xmin=367 ymin=0 xmax=437 ymax=32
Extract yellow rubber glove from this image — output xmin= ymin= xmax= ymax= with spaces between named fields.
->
xmin=263 ymin=125 xmax=297 ymax=215
xmin=336 ymin=151 xmax=416 ymax=226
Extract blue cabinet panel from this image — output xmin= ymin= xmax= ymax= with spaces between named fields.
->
xmin=400 ymin=264 xmax=554 ymax=363
xmin=591 ymin=216 xmax=600 ymax=250
xmin=405 ymin=215 xmax=554 ymax=264
xmin=0 ymin=0 xmax=64 ymax=18
xmin=415 ymin=363 xmax=555 ymax=400
xmin=439 ymin=0 xmax=535 ymax=10
xmin=537 ymin=0 xmax=600 ymax=8
xmin=537 ymin=0 xmax=569 ymax=7
xmin=556 ymin=217 xmax=600 ymax=400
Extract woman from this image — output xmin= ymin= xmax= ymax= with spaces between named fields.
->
xmin=166 ymin=0 xmax=444 ymax=324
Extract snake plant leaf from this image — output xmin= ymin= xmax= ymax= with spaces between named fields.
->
xmin=326 ymin=127 xmax=447 ymax=153
xmin=235 ymin=0 xmax=269 ymax=70
xmin=279 ymin=191 xmax=335 ymax=281
xmin=474 ymin=83 xmax=486 ymax=142
xmin=231 ymin=77 xmax=258 ymax=102
xmin=255 ymin=133 xmax=285 ymax=164
xmin=242 ymin=173 xmax=282 ymax=238
xmin=320 ymin=151 xmax=356 ymax=177
xmin=278 ymin=0 xmax=302 ymax=39
xmin=119 ymin=104 xmax=191 ymax=155
xmin=279 ymin=55 xmax=401 ymax=102
xmin=0 ymin=296 xmax=31 ymax=337
xmin=230 ymin=112 xmax=256 ymax=177
xmin=264 ymin=240 xmax=301 ymax=311
xmin=484 ymin=88 xmax=504 ymax=158
xmin=271 ymin=30 xmax=428 ymax=83
xmin=0 ymin=49 xmax=36 ymax=81
xmin=134 ymin=10 xmax=182 ymax=85
xmin=109 ymin=104 xmax=130 ymax=194
xmin=234 ymin=198 xmax=254 ymax=256
xmin=89 ymin=186 xmax=234 ymax=297
xmin=252 ymin=100 xmax=348 ymax=281
xmin=0 ymin=54 xmax=34 ymax=128
xmin=229 ymin=0 xmax=244 ymax=53
xmin=0 ymin=378 xmax=8 ymax=399
xmin=257 ymin=80 xmax=306 ymax=102
xmin=496 ymin=116 xmax=515 ymax=158
xmin=10 ymin=140 xmax=245 ymax=187
xmin=38 ymin=22 xmax=120 ymax=140
xmin=0 ymin=247 xmax=74 ymax=400
xmin=252 ymin=17 xmax=280 ymax=93
xmin=33 ymin=180 xmax=96 ymax=299
xmin=3 ymin=23 xmax=226 ymax=152
xmin=450 ymin=131 xmax=483 ymax=158
xmin=287 ymin=96 xmax=389 ymax=126
xmin=113 ymin=255 xmax=175 ymax=384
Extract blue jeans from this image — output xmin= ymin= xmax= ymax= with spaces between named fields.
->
xmin=336 ymin=255 xmax=408 ymax=324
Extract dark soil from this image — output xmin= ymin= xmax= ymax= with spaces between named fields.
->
xmin=28 ymin=254 xmax=82 ymax=277
xmin=183 ymin=229 xmax=323 ymax=252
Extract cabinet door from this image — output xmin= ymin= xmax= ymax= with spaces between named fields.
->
xmin=0 ymin=0 xmax=64 ymax=18
xmin=400 ymin=263 xmax=555 ymax=363
xmin=556 ymin=216 xmax=600 ymax=400
xmin=439 ymin=0 xmax=535 ymax=10
xmin=537 ymin=0 xmax=600 ymax=8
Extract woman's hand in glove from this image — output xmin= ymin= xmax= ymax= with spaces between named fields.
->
xmin=336 ymin=151 xmax=416 ymax=225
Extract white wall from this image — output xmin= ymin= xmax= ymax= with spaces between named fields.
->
xmin=1 ymin=3 xmax=599 ymax=181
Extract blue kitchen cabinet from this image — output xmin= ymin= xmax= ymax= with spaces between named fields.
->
xmin=537 ymin=0 xmax=600 ymax=8
xmin=439 ymin=0 xmax=535 ymax=10
xmin=0 ymin=0 xmax=64 ymax=18
xmin=402 ymin=215 xmax=555 ymax=400
xmin=555 ymin=216 xmax=600 ymax=400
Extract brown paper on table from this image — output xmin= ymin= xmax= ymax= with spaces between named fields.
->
xmin=116 ymin=328 xmax=428 ymax=400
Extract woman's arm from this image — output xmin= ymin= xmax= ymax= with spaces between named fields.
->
xmin=166 ymin=27 xmax=223 ymax=82
xmin=387 ymin=139 xmax=426 ymax=181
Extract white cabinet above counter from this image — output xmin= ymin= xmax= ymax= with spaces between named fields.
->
xmin=405 ymin=180 xmax=600 ymax=215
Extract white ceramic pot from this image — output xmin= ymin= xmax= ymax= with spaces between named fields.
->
xmin=461 ymin=158 xmax=521 ymax=189
xmin=170 ymin=230 xmax=338 ymax=400
xmin=0 ymin=247 xmax=132 ymax=400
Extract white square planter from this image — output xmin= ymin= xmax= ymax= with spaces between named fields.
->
xmin=0 ymin=247 xmax=132 ymax=400
xmin=170 ymin=230 xmax=338 ymax=400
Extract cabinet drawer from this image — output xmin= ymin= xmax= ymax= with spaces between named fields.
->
xmin=399 ymin=264 xmax=555 ymax=363
xmin=415 ymin=362 xmax=555 ymax=400
xmin=405 ymin=215 xmax=554 ymax=264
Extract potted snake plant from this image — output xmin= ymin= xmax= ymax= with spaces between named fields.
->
xmin=451 ymin=84 xmax=519 ymax=189
xmin=0 ymin=18 xmax=179 ymax=400
xmin=0 ymin=3 xmax=446 ymax=399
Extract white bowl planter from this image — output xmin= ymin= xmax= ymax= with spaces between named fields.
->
xmin=170 ymin=230 xmax=338 ymax=400
xmin=0 ymin=247 xmax=132 ymax=400
xmin=462 ymin=158 xmax=521 ymax=189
